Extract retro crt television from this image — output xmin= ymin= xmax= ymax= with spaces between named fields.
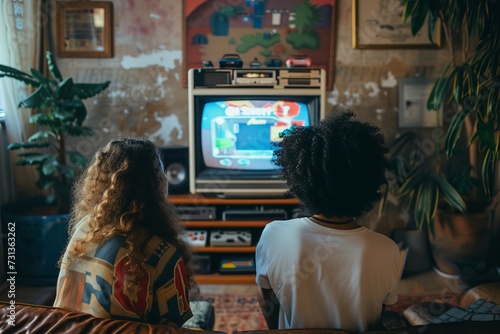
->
xmin=188 ymin=68 xmax=326 ymax=198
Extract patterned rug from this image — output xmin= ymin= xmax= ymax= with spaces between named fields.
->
xmin=386 ymin=292 xmax=460 ymax=314
xmin=195 ymin=293 xmax=267 ymax=332
xmin=196 ymin=292 xmax=461 ymax=332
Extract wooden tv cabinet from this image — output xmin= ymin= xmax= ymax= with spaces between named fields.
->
xmin=168 ymin=194 xmax=300 ymax=284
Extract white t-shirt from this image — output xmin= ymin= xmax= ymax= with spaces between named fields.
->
xmin=255 ymin=218 xmax=401 ymax=332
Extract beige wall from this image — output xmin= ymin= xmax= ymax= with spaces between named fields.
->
xmin=56 ymin=0 xmax=449 ymax=230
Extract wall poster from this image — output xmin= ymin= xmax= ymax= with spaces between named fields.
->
xmin=183 ymin=0 xmax=337 ymax=90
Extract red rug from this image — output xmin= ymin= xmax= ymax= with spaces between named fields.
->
xmin=196 ymin=292 xmax=461 ymax=332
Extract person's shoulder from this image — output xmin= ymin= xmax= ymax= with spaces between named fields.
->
xmin=265 ymin=217 xmax=303 ymax=229
xmin=364 ymin=229 xmax=399 ymax=249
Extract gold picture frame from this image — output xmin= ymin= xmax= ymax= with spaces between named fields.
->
xmin=352 ymin=0 xmax=441 ymax=49
xmin=56 ymin=1 xmax=114 ymax=58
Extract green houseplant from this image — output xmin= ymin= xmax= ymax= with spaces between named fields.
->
xmin=0 ymin=51 xmax=110 ymax=213
xmin=0 ymin=51 xmax=110 ymax=283
xmin=384 ymin=0 xmax=500 ymax=277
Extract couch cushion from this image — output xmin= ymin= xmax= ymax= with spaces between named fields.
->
xmin=0 ymin=302 xmax=223 ymax=334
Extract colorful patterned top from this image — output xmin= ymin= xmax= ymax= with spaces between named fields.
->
xmin=54 ymin=219 xmax=193 ymax=326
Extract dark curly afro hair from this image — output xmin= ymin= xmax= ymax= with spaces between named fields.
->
xmin=273 ymin=110 xmax=389 ymax=218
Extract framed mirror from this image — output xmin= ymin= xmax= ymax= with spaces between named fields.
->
xmin=56 ymin=1 xmax=113 ymax=58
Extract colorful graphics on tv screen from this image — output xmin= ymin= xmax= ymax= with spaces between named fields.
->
xmin=201 ymin=100 xmax=310 ymax=170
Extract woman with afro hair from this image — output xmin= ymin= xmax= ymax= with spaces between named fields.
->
xmin=54 ymin=138 xmax=196 ymax=326
xmin=256 ymin=110 xmax=401 ymax=332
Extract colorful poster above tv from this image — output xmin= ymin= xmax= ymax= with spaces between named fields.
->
xmin=183 ymin=0 xmax=337 ymax=90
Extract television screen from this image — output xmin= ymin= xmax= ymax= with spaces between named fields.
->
xmin=200 ymin=100 xmax=311 ymax=170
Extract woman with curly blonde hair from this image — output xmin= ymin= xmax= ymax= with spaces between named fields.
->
xmin=54 ymin=138 xmax=196 ymax=326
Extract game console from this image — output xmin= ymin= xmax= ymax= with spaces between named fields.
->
xmin=210 ymin=230 xmax=252 ymax=246
xmin=176 ymin=206 xmax=216 ymax=220
xmin=184 ymin=230 xmax=208 ymax=247
xmin=219 ymin=257 xmax=256 ymax=273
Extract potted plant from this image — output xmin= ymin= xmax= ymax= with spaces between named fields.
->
xmin=0 ymin=51 xmax=110 ymax=283
xmin=383 ymin=0 xmax=500 ymax=279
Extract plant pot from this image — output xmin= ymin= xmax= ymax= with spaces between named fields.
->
xmin=1 ymin=197 xmax=68 ymax=285
xmin=429 ymin=210 xmax=492 ymax=277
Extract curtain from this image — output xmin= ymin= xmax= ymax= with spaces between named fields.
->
xmin=0 ymin=0 xmax=41 ymax=199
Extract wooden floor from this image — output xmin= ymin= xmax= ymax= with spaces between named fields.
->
xmin=199 ymin=269 xmax=468 ymax=296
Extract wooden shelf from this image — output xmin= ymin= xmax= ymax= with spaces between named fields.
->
xmin=193 ymin=246 xmax=256 ymax=253
xmin=194 ymin=273 xmax=256 ymax=285
xmin=172 ymin=194 xmax=299 ymax=284
xmin=181 ymin=220 xmax=269 ymax=228
xmin=169 ymin=193 xmax=298 ymax=205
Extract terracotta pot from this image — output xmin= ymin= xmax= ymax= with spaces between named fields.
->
xmin=429 ymin=210 xmax=492 ymax=276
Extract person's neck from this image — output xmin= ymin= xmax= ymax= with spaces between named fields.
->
xmin=309 ymin=214 xmax=360 ymax=230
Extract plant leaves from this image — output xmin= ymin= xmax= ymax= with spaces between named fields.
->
xmin=41 ymin=156 xmax=58 ymax=175
xmin=60 ymin=164 xmax=76 ymax=179
xmin=46 ymin=51 xmax=63 ymax=81
xmin=399 ymin=170 xmax=427 ymax=196
xmin=28 ymin=130 xmax=55 ymax=142
xmin=56 ymin=78 xmax=75 ymax=99
xmin=427 ymin=10 xmax=438 ymax=44
xmin=445 ymin=109 xmax=468 ymax=157
xmin=18 ymin=86 xmax=51 ymax=109
xmin=0 ymin=64 xmax=39 ymax=87
xmin=69 ymin=151 xmax=88 ymax=169
xmin=411 ymin=0 xmax=429 ymax=36
xmin=72 ymin=81 xmax=111 ymax=99
xmin=435 ymin=174 xmax=466 ymax=212
xmin=15 ymin=153 xmax=52 ymax=166
xmin=7 ymin=141 xmax=51 ymax=150
xmin=477 ymin=118 xmax=495 ymax=151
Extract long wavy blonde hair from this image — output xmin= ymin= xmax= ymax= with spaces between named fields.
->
xmin=66 ymin=138 xmax=196 ymax=291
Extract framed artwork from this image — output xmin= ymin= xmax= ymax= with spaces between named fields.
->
xmin=352 ymin=0 xmax=441 ymax=49
xmin=56 ymin=1 xmax=114 ymax=58
xmin=183 ymin=0 xmax=337 ymax=90
xmin=399 ymin=78 xmax=441 ymax=128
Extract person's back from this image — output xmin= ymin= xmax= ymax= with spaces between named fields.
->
xmin=255 ymin=110 xmax=401 ymax=332
xmin=54 ymin=138 xmax=195 ymax=326
xmin=257 ymin=218 xmax=399 ymax=330
xmin=55 ymin=219 xmax=192 ymax=325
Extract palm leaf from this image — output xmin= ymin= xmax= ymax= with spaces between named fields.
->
xmin=0 ymin=64 xmax=39 ymax=86
xmin=445 ymin=110 xmax=468 ymax=157
xmin=410 ymin=0 xmax=429 ymax=37
xmin=72 ymin=81 xmax=111 ymax=99
xmin=7 ymin=141 xmax=51 ymax=150
xmin=46 ymin=51 xmax=63 ymax=81
xmin=18 ymin=86 xmax=51 ymax=109
xmin=435 ymin=174 xmax=466 ymax=212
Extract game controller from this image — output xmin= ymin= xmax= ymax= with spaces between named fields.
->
xmin=185 ymin=230 xmax=208 ymax=247
xmin=210 ymin=230 xmax=252 ymax=246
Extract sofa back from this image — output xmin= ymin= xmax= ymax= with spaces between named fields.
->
xmin=0 ymin=301 xmax=224 ymax=334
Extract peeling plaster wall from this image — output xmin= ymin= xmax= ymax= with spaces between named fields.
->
xmin=58 ymin=0 xmax=449 ymax=151
xmin=58 ymin=0 xmax=186 ymax=154
xmin=56 ymin=0 xmax=449 ymax=229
